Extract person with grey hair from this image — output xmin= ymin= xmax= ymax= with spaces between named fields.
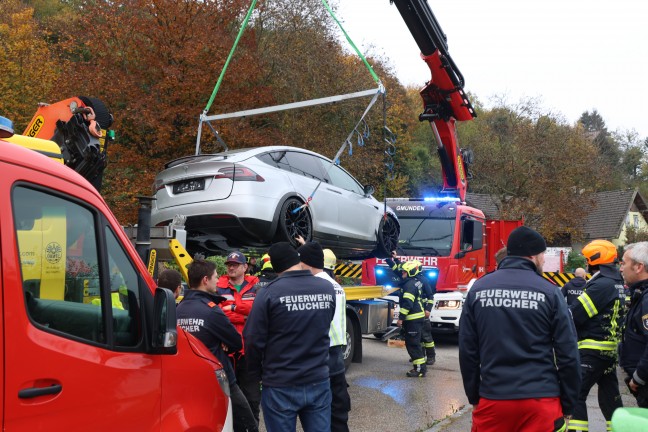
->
xmin=619 ymin=241 xmax=648 ymax=408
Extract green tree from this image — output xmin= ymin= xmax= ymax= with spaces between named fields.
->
xmin=624 ymin=226 xmax=648 ymax=244
xmin=565 ymin=250 xmax=586 ymax=272
xmin=460 ymin=97 xmax=604 ymax=241
xmin=578 ymin=110 xmax=624 ymax=188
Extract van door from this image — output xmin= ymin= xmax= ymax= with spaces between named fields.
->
xmin=2 ymin=170 xmax=162 ymax=431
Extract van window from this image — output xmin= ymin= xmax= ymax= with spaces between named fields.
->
xmin=13 ymin=186 xmax=104 ymax=343
xmin=105 ymin=227 xmax=142 ymax=346
xmin=12 ymin=186 xmax=143 ymax=347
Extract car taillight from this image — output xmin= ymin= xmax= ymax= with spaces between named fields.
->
xmin=215 ymin=165 xmax=264 ymax=182
xmin=153 ymin=179 xmax=164 ymax=193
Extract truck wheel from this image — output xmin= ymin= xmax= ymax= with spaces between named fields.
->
xmin=343 ymin=316 xmax=355 ymax=370
xmin=277 ymin=198 xmax=312 ymax=247
xmin=375 ymin=215 xmax=399 ymax=258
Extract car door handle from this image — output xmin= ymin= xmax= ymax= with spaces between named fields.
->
xmin=326 ymin=188 xmax=342 ymax=194
xmin=18 ymin=384 xmax=63 ymax=399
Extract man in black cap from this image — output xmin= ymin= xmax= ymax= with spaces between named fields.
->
xmin=459 ymin=226 xmax=581 ymax=432
xmin=244 ymin=242 xmax=336 ymax=432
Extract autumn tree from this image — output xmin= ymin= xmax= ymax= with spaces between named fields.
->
xmin=50 ymin=0 xmax=275 ymax=221
xmin=250 ymin=0 xmax=414 ymax=193
xmin=460 ymin=97 xmax=604 ymax=242
xmin=0 ymin=0 xmax=59 ymax=129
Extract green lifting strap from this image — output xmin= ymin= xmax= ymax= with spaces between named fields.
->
xmin=202 ymin=0 xmax=259 ymax=116
xmin=202 ymin=0 xmax=380 ymax=116
xmin=319 ymin=0 xmax=381 ymax=84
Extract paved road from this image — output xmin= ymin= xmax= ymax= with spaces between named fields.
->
xmin=346 ymin=334 xmax=466 ymax=432
xmin=259 ymin=334 xmax=638 ymax=432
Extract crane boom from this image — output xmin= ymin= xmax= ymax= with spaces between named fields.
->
xmin=391 ymin=0 xmax=475 ymax=202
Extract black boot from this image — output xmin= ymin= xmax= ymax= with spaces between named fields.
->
xmin=406 ymin=365 xmax=427 ymax=377
xmin=426 ymin=349 xmax=436 ymax=365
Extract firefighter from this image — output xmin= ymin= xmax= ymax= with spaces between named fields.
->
xmin=386 ymin=252 xmax=435 ymax=365
xmin=177 ymin=259 xmax=258 ymax=432
xmin=619 ymin=241 xmax=648 ymax=408
xmin=568 ymin=240 xmax=625 ymax=432
xmin=459 ymin=226 xmax=580 ymax=431
xmin=419 ymin=272 xmax=436 ymax=366
xmin=252 ymin=253 xmax=277 ymax=292
xmin=397 ymin=260 xmax=427 ymax=377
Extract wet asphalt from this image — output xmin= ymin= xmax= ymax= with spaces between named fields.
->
xmin=258 ymin=334 xmax=638 ymax=432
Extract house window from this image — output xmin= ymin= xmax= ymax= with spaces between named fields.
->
xmin=626 ymin=214 xmax=631 ymax=227
xmin=634 ymin=214 xmax=639 ymax=229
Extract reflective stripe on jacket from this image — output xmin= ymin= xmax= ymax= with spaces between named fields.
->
xmin=569 ymin=264 xmax=625 ymax=353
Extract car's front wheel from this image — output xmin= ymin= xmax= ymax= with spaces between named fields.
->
xmin=375 ymin=215 xmax=399 ymax=258
xmin=276 ymin=198 xmax=313 ymax=247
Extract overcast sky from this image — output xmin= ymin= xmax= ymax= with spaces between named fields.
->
xmin=337 ymin=0 xmax=648 ymax=139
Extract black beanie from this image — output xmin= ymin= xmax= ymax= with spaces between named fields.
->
xmin=507 ymin=226 xmax=546 ymax=257
xmin=268 ymin=242 xmax=301 ymax=273
xmin=298 ymin=242 xmax=324 ymax=269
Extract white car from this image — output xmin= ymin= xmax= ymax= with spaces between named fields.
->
xmin=151 ymin=146 xmax=400 ymax=258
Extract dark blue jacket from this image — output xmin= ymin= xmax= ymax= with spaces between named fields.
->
xmin=561 ymin=276 xmax=587 ymax=307
xmin=176 ymin=290 xmax=241 ymax=385
xmin=419 ymin=275 xmax=435 ymax=313
xmin=253 ymin=270 xmax=278 ymax=293
xmin=569 ymin=264 xmax=625 ymax=352
xmin=620 ymin=278 xmax=648 ymax=384
xmin=459 ymin=256 xmax=581 ymax=415
xmin=243 ymin=270 xmax=335 ymax=387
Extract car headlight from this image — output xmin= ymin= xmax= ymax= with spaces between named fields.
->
xmin=435 ymin=300 xmax=462 ymax=310
xmin=215 ymin=367 xmax=230 ymax=397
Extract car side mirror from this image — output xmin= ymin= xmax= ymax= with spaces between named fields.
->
xmin=152 ymin=287 xmax=178 ymax=354
xmin=363 ymin=184 xmax=375 ymax=196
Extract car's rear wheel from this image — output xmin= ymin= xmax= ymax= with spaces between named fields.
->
xmin=375 ymin=215 xmax=399 ymax=258
xmin=277 ymin=198 xmax=313 ymax=247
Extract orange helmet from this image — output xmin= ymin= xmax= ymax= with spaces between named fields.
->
xmin=582 ymin=240 xmax=617 ymax=266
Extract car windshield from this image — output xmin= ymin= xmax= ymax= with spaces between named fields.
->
xmin=397 ymin=217 xmax=455 ymax=257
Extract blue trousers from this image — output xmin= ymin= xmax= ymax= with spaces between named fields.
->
xmin=261 ymin=379 xmax=331 ymax=432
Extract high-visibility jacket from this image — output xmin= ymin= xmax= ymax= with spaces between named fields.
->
xmin=315 ymin=271 xmax=346 ymax=347
xmin=399 ymin=277 xmax=425 ymax=321
xmin=570 ymin=264 xmax=625 ymax=352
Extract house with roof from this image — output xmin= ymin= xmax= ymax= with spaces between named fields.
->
xmin=466 ymin=189 xmax=648 ymax=251
xmin=578 ymin=189 xmax=648 ymax=250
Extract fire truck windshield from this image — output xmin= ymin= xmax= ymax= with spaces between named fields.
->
xmin=397 ymin=217 xmax=455 ymax=257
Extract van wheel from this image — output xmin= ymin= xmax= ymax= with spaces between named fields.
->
xmin=375 ymin=215 xmax=399 ymax=258
xmin=344 ymin=316 xmax=355 ymax=370
xmin=277 ymin=198 xmax=312 ymax=247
